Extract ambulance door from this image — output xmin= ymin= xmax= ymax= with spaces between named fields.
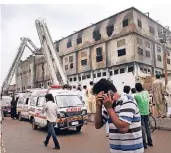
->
xmin=22 ymin=97 xmax=30 ymax=119
xmin=36 ymin=96 xmax=46 ymax=127
xmin=29 ymin=96 xmax=38 ymax=120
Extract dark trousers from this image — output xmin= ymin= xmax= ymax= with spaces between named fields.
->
xmin=44 ymin=121 xmax=60 ymax=147
xmin=141 ymin=115 xmax=153 ymax=147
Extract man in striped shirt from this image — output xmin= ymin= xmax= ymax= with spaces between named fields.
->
xmin=93 ymin=79 xmax=144 ymax=153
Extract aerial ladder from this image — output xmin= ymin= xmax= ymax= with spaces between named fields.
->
xmin=1 ymin=37 xmax=41 ymax=94
xmin=1 ymin=18 xmax=68 ymax=95
xmin=35 ymin=18 xmax=68 ymax=85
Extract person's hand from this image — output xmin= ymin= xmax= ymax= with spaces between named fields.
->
xmin=102 ymin=91 xmax=113 ymax=110
xmin=95 ymin=91 xmax=104 ymax=107
xmin=103 ymin=91 xmax=113 ymax=105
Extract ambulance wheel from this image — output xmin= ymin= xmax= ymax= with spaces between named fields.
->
xmin=76 ymin=126 xmax=82 ymax=132
xmin=32 ymin=119 xmax=38 ymax=130
xmin=18 ymin=113 xmax=23 ymax=121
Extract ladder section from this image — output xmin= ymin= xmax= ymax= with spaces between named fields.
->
xmin=35 ymin=19 xmax=68 ymax=85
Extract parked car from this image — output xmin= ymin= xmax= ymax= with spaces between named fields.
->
xmin=1 ymin=96 xmax=12 ymax=117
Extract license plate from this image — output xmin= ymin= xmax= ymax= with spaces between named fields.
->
xmin=71 ymin=121 xmax=79 ymax=125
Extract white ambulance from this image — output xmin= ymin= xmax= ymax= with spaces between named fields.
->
xmin=16 ymin=93 xmax=31 ymax=120
xmin=29 ymin=85 xmax=88 ymax=132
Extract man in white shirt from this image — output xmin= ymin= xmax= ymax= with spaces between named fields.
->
xmin=42 ymin=94 xmax=60 ymax=150
xmin=82 ymin=85 xmax=88 ymax=108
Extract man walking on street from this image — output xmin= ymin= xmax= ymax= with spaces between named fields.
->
xmin=135 ymin=83 xmax=153 ymax=149
xmin=152 ymin=74 xmax=166 ymax=118
xmin=42 ymin=94 xmax=60 ymax=150
xmin=93 ymin=79 xmax=144 ymax=153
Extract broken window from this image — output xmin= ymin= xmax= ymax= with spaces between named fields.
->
xmin=138 ymin=47 xmax=143 ymax=56
xmin=82 ymin=76 xmax=86 ymax=80
xmin=157 ymin=55 xmax=162 ymax=62
xmin=87 ymin=74 xmax=91 ymax=79
xmin=102 ymin=72 xmax=106 ymax=76
xmin=93 ymin=30 xmax=101 ymax=41
xmin=67 ymin=41 xmax=72 ymax=48
xmin=74 ymin=77 xmax=77 ymax=81
xmin=114 ymin=69 xmax=119 ymax=75
xmin=77 ymin=37 xmax=82 ymax=44
xmin=137 ymin=19 xmax=142 ymax=28
xmin=81 ymin=59 xmax=87 ymax=66
xmin=118 ymin=48 xmax=126 ymax=57
xmin=128 ymin=67 xmax=134 ymax=72
xmin=97 ymin=73 xmax=101 ymax=77
xmin=70 ymin=78 xmax=73 ymax=82
xmin=167 ymin=58 xmax=170 ymax=64
xmin=110 ymin=71 xmax=113 ymax=76
xmin=93 ymin=74 xmax=96 ymax=78
xmin=145 ymin=50 xmax=151 ymax=57
xmin=70 ymin=63 xmax=73 ymax=69
xmin=106 ymin=25 xmax=114 ymax=37
xmin=120 ymin=68 xmax=125 ymax=74
xmin=123 ymin=19 xmax=128 ymax=27
xmin=69 ymin=56 xmax=73 ymax=63
xmin=96 ymin=47 xmax=103 ymax=62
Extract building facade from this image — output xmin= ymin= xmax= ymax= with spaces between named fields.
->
xmin=15 ymin=7 xmax=171 ymax=92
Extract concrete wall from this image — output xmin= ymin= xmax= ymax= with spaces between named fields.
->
xmin=16 ymin=55 xmax=35 ymax=92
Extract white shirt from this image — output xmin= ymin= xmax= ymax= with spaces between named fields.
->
xmin=42 ymin=101 xmax=59 ymax=122
xmin=82 ymin=89 xmax=88 ymax=103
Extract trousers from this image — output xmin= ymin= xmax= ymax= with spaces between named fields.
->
xmin=44 ymin=121 xmax=60 ymax=147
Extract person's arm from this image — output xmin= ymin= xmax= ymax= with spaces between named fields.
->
xmin=95 ymin=104 xmax=103 ymax=129
xmin=42 ymin=103 xmax=47 ymax=114
xmin=94 ymin=91 xmax=107 ymax=129
xmin=103 ymin=93 xmax=136 ymax=133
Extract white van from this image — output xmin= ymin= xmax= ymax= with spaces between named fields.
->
xmin=16 ymin=93 xmax=31 ymax=120
xmin=29 ymin=86 xmax=88 ymax=132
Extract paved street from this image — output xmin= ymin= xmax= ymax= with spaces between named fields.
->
xmin=2 ymin=117 xmax=171 ymax=153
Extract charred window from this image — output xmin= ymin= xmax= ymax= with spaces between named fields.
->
xmin=77 ymin=37 xmax=82 ymax=44
xmin=123 ymin=19 xmax=128 ymax=27
xmin=106 ymin=25 xmax=114 ymax=37
xmin=93 ymin=30 xmax=101 ymax=41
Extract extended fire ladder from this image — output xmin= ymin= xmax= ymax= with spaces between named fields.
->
xmin=35 ymin=18 xmax=68 ymax=85
xmin=1 ymin=37 xmax=41 ymax=93
xmin=2 ymin=19 xmax=68 ymax=94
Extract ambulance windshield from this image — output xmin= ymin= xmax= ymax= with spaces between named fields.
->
xmin=55 ymin=95 xmax=83 ymax=108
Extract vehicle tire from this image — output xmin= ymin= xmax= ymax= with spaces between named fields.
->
xmin=32 ymin=119 xmax=38 ymax=130
xmin=149 ymin=114 xmax=157 ymax=133
xmin=76 ymin=126 xmax=82 ymax=132
xmin=18 ymin=113 xmax=23 ymax=121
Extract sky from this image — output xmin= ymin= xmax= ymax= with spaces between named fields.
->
xmin=1 ymin=2 xmax=171 ymax=88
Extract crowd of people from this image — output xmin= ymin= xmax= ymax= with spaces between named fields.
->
xmin=6 ymin=74 xmax=171 ymax=152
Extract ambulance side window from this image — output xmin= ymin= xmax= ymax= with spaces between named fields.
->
xmin=37 ymin=96 xmax=45 ymax=107
xmin=30 ymin=96 xmax=37 ymax=106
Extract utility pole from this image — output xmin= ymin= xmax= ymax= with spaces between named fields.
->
xmin=159 ymin=27 xmax=170 ymax=89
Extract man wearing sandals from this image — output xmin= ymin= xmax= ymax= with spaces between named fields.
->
xmin=152 ymin=74 xmax=166 ymax=118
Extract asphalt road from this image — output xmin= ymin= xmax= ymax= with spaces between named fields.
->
xmin=2 ymin=117 xmax=171 ymax=153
